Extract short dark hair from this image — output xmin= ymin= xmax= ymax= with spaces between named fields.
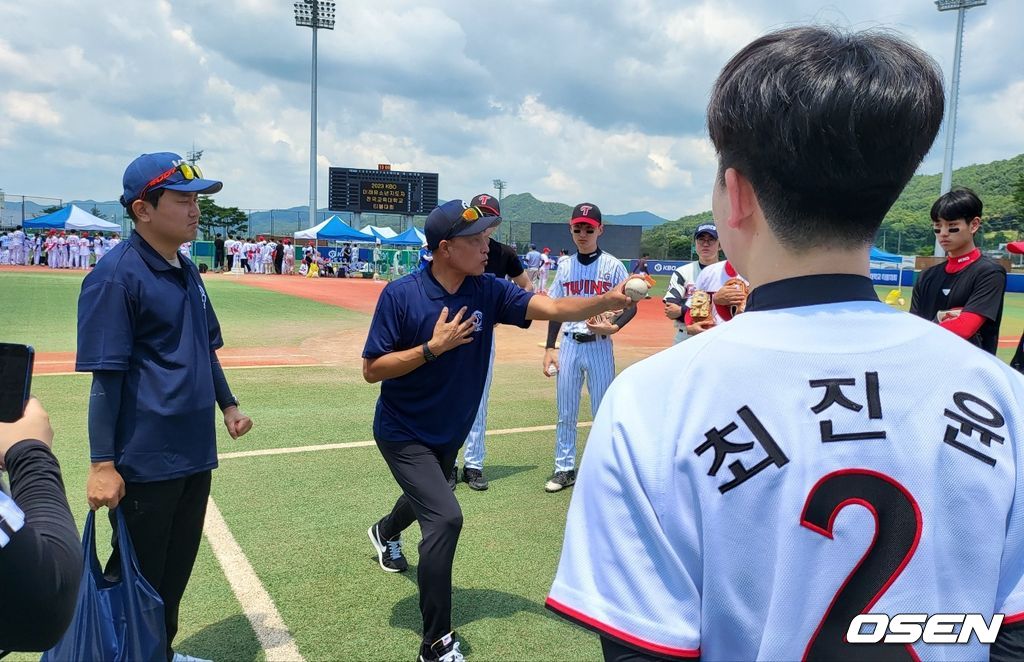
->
xmin=125 ymin=188 xmax=166 ymax=222
xmin=930 ymin=187 xmax=982 ymax=223
xmin=707 ymin=26 xmax=944 ymax=251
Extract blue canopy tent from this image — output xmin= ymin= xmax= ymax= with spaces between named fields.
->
xmin=869 ymin=246 xmax=903 ymax=264
xmin=293 ymin=215 xmax=375 ymax=242
xmin=23 ymin=204 xmax=121 ymax=232
xmin=385 ymin=227 xmax=427 ymax=246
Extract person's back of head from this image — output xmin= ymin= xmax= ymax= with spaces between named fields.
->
xmin=707 ymin=26 xmax=944 ymax=252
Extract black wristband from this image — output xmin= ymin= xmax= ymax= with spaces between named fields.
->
xmin=422 ymin=342 xmax=438 ymax=362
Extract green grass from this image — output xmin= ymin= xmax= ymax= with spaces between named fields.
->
xmin=0 ymin=273 xmax=366 ymax=352
xmin=21 ymin=365 xmax=594 ymax=661
xmin=3 ymin=269 xmax=1023 ymax=660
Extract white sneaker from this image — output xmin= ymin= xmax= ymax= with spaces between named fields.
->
xmin=172 ymin=653 xmax=212 ymax=662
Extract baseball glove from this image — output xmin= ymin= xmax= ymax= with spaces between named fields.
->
xmin=690 ymin=290 xmax=712 ymax=321
xmin=723 ymin=277 xmax=749 ymax=316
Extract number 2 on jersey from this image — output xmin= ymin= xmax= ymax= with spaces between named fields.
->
xmin=800 ymin=469 xmax=923 ymax=661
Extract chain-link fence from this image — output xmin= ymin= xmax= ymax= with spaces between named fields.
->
xmin=0 ymin=193 xmax=64 ymax=229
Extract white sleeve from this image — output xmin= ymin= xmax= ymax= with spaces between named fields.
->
xmin=612 ymin=260 xmax=629 ymax=286
xmin=547 ymin=377 xmax=701 ymax=657
xmin=665 ymin=267 xmax=686 ymax=303
xmin=548 ymin=262 xmax=566 ymax=300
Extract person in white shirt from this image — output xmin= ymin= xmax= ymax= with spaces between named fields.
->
xmin=548 ymin=26 xmax=1024 ymax=662
xmin=663 ymin=224 xmax=722 ymax=343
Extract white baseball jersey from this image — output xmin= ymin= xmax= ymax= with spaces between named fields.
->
xmin=548 ymin=275 xmax=1024 ymax=661
xmin=665 ymin=260 xmax=713 ymax=331
xmin=548 ymin=251 xmax=628 ymax=334
xmin=686 ymin=260 xmax=748 ymax=326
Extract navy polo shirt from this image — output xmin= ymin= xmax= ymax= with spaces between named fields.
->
xmin=363 ymin=267 xmax=534 ymax=446
xmin=76 ymin=232 xmax=223 ymax=482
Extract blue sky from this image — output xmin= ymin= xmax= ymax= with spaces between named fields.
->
xmin=1 ymin=0 xmax=1021 ymax=219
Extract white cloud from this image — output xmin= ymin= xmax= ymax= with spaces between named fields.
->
xmin=3 ymin=93 xmax=61 ymax=126
xmin=0 ymin=0 xmax=1021 ymax=221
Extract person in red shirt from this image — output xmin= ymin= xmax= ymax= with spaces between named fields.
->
xmin=910 ymin=188 xmax=1006 ymax=354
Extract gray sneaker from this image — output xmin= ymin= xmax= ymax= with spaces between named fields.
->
xmin=544 ymin=470 xmax=577 ymax=492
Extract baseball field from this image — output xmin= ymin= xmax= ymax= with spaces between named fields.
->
xmin=1 ymin=267 xmax=1022 ymax=661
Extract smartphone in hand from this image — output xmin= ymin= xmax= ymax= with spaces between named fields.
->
xmin=0 ymin=343 xmax=34 ymax=423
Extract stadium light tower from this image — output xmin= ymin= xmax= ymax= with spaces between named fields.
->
xmin=933 ymin=0 xmax=986 ymax=256
xmin=294 ymin=0 xmax=336 ymax=229
xmin=493 ymin=178 xmax=508 ymax=242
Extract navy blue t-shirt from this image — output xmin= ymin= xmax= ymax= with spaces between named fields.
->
xmin=363 ymin=268 xmax=534 ymax=446
xmin=76 ymin=232 xmax=223 ymax=482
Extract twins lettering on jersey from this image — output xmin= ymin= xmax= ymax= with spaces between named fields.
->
xmin=562 ymin=278 xmax=615 ymax=296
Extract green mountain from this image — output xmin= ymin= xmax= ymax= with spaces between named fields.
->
xmin=641 ymin=153 xmax=1024 ymax=260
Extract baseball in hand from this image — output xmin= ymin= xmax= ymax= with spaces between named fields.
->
xmin=546 ymin=364 xmax=558 ymax=376
xmin=623 ymin=276 xmax=650 ymax=302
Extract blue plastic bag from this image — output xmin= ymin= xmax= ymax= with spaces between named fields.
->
xmin=41 ymin=508 xmax=166 ymax=662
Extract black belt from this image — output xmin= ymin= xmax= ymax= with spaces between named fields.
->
xmin=565 ymin=332 xmax=607 ymax=343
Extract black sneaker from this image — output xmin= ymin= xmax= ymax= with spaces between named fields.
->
xmin=367 ymin=523 xmax=408 ymax=573
xmin=461 ymin=468 xmax=488 ymax=491
xmin=448 ymin=465 xmax=458 ymax=491
xmin=418 ymin=632 xmax=465 ymax=662
xmin=544 ymin=470 xmax=577 ymax=493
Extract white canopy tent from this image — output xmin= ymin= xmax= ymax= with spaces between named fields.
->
xmin=364 ymin=225 xmax=398 ymax=239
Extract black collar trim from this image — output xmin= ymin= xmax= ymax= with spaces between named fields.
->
xmin=578 ymin=248 xmax=602 ymax=266
xmin=745 ymin=274 xmax=879 ymax=312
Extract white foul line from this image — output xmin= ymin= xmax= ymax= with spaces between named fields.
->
xmin=217 ymin=421 xmax=593 ymax=461
xmin=203 ymin=498 xmax=305 ymax=662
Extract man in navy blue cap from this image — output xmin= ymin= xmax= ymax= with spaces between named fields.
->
xmin=77 ymin=152 xmax=253 ymax=662
xmin=363 ymin=199 xmax=632 ymax=662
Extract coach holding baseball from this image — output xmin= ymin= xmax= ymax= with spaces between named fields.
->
xmin=362 ymin=199 xmax=632 ymax=662
xmin=77 ymin=152 xmax=253 ymax=662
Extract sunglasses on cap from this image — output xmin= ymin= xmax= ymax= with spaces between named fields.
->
xmin=442 ymin=206 xmax=491 ymax=241
xmin=136 ymin=163 xmax=205 ymax=202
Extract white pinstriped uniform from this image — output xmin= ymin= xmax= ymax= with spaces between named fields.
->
xmin=549 ymin=251 xmax=628 ymax=472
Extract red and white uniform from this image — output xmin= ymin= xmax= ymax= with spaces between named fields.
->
xmin=686 ymin=260 xmax=749 ymax=326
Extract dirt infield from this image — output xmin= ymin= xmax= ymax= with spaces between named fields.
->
xmin=224 ymin=273 xmax=677 ymax=368
xmin=12 ymin=266 xmax=1020 ymax=374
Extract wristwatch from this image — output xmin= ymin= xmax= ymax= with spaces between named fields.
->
xmin=422 ymin=342 xmax=438 ymax=362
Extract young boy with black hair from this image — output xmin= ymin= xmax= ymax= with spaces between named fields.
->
xmin=910 ymin=187 xmax=1007 ymax=354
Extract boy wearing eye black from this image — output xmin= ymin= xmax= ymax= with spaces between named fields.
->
xmin=910 ymin=187 xmax=1007 ymax=354
xmin=541 ymin=203 xmax=634 ymax=493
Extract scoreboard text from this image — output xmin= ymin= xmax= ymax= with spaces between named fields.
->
xmin=360 ymin=181 xmax=410 ymax=212
xmin=329 ymin=167 xmax=439 ymax=215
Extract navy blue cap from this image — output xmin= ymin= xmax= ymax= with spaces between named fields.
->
xmin=694 ymin=223 xmax=718 ymax=239
xmin=424 ymin=200 xmax=502 ymax=250
xmin=120 ymin=152 xmax=223 ymax=207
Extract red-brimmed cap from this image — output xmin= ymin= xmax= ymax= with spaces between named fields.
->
xmin=470 ymin=193 xmax=500 ymax=216
xmin=570 ymin=202 xmax=602 ymax=227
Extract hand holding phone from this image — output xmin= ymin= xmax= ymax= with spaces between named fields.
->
xmin=0 ymin=343 xmax=34 ymax=423
xmin=0 ymin=398 xmax=53 ymax=469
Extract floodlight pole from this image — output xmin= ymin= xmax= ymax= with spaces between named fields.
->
xmin=295 ymin=1 xmax=336 ymax=229
xmin=934 ymin=0 xmax=986 ymax=256
xmin=493 ymin=178 xmax=507 ymax=243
